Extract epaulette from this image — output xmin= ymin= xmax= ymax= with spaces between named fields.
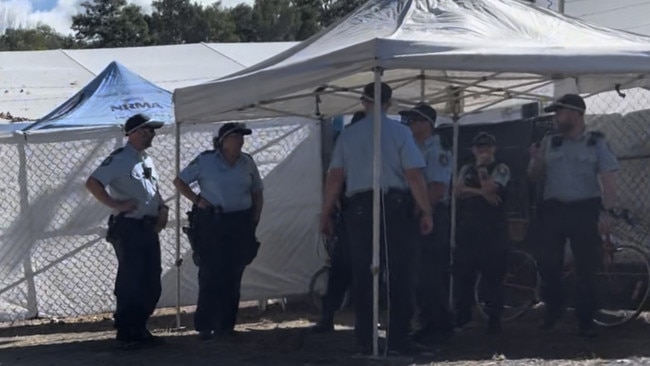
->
xmin=550 ymin=134 xmax=563 ymax=148
xmin=108 ymin=147 xmax=124 ymax=156
xmin=101 ymin=148 xmax=124 ymax=166
xmin=242 ymin=152 xmax=256 ymax=163
xmin=587 ymin=131 xmax=605 ymax=146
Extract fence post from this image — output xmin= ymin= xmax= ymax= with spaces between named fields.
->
xmin=18 ymin=137 xmax=38 ymax=318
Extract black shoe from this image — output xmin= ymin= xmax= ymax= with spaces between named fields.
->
xmin=578 ymin=322 xmax=598 ymax=338
xmin=310 ymin=321 xmax=334 ymax=333
xmin=117 ymin=340 xmax=143 ymax=351
xmin=199 ymin=330 xmax=214 ymax=341
xmin=411 ymin=324 xmax=433 ymax=342
xmin=116 ymin=329 xmax=131 ymax=342
xmin=214 ymin=329 xmax=238 ymax=339
xmin=539 ymin=310 xmax=564 ymax=331
xmin=455 ymin=312 xmax=472 ymax=329
xmin=388 ymin=341 xmax=429 ymax=357
xmin=352 ymin=345 xmax=372 ymax=357
xmin=486 ymin=319 xmax=502 ymax=335
xmin=140 ymin=329 xmax=165 ymax=345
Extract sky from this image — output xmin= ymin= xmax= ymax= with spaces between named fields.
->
xmin=0 ymin=0 xmax=254 ymax=35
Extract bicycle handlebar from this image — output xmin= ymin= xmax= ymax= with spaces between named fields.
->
xmin=608 ymin=207 xmax=638 ymax=226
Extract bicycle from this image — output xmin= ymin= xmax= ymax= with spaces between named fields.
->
xmin=475 ymin=208 xmax=650 ymax=327
xmin=308 ymin=232 xmax=352 ymax=313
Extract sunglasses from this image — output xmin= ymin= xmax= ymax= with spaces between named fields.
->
xmin=141 ymin=162 xmax=152 ymax=179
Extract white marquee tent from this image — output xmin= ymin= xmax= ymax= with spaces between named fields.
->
xmin=0 ymin=42 xmax=297 ymax=121
xmin=0 ymin=41 xmax=329 ymax=325
xmin=174 ymin=0 xmax=650 ymax=355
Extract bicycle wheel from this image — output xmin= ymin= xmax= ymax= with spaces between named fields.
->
xmin=308 ymin=266 xmax=351 ymax=313
xmin=475 ymin=249 xmax=539 ymax=322
xmin=594 ymin=243 xmax=650 ymax=327
xmin=309 ymin=266 xmax=331 ymax=312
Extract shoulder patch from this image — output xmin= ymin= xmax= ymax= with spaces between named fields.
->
xmin=242 ymin=152 xmax=256 ymax=163
xmin=188 ymin=157 xmax=199 ymax=167
xmin=551 ymin=135 xmax=563 ymax=148
xmin=109 ymin=147 xmax=124 ymax=156
xmin=590 ymin=131 xmax=605 ymax=138
xmin=438 ymin=153 xmax=449 ymax=167
xmin=100 ymin=156 xmax=113 ymax=167
xmin=497 ymin=164 xmax=509 ymax=175
xmin=587 ymin=131 xmax=605 ymax=146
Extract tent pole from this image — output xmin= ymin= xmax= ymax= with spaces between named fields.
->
xmin=174 ymin=121 xmax=182 ymax=330
xmin=558 ymin=0 xmax=565 ymax=14
xmin=420 ymin=70 xmax=426 ymax=103
xmin=371 ymin=67 xmax=383 ymax=358
xmin=448 ymin=88 xmax=462 ymax=310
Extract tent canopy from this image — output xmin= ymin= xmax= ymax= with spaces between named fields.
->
xmin=174 ymin=0 xmax=650 ymax=124
xmin=24 ymin=61 xmax=173 ymax=131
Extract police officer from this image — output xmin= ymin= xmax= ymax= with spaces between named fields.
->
xmin=528 ymin=94 xmax=619 ymax=337
xmin=453 ymin=131 xmax=511 ymax=334
xmin=173 ymin=122 xmax=264 ymax=341
xmin=311 ymin=110 xmax=366 ymax=333
xmin=400 ymin=103 xmax=454 ymax=343
xmin=85 ymin=113 xmax=168 ymax=350
xmin=320 ymin=82 xmax=433 ymax=355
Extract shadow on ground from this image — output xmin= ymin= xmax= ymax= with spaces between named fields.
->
xmin=1 ymin=303 xmax=650 ymax=366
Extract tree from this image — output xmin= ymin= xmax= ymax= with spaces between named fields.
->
xmin=204 ymin=3 xmax=239 ymax=42
xmin=71 ymin=0 xmax=151 ymax=48
xmin=149 ymin=0 xmax=239 ymax=44
xmin=229 ymin=4 xmax=255 ymax=42
xmin=292 ymin=0 xmax=322 ymax=40
xmin=319 ymin=0 xmax=366 ymax=27
xmin=0 ymin=24 xmax=78 ymax=51
xmin=250 ymin=0 xmax=300 ymax=42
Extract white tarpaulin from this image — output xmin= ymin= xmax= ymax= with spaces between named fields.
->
xmin=174 ymin=0 xmax=650 ymax=123
xmin=0 ymin=118 xmax=322 ymax=322
xmin=173 ymin=0 xmax=650 ymax=355
xmin=0 ymin=42 xmax=296 ymax=120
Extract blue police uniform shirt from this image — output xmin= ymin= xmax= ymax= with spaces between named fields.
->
xmin=419 ymin=134 xmax=452 ymax=203
xmin=542 ymin=131 xmax=619 ymax=202
xmin=329 ymin=112 xmax=425 ymax=196
xmin=179 ymin=150 xmax=263 ymax=213
xmin=90 ymin=143 xmax=162 ymax=219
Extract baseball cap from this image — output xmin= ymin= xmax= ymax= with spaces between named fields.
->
xmin=361 ymin=82 xmax=392 ymax=104
xmin=350 ymin=111 xmax=366 ymax=124
xmin=471 ymin=131 xmax=497 ymax=146
xmin=217 ymin=122 xmax=252 ymax=142
xmin=543 ymin=94 xmax=586 ymax=113
xmin=124 ymin=113 xmax=164 ymax=135
xmin=399 ymin=103 xmax=437 ymax=125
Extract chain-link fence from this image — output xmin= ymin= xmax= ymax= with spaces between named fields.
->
xmin=1 ymin=87 xmax=649 ymax=324
xmin=0 ymin=118 xmax=317 ymax=323
xmin=584 ymin=88 xmax=650 ymax=247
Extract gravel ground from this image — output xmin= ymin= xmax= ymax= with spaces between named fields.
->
xmin=1 ymin=302 xmax=649 ymax=366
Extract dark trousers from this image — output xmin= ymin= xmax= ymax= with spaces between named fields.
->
xmin=193 ymin=208 xmax=258 ymax=333
xmin=320 ymin=212 xmax=352 ymax=324
xmin=416 ymin=205 xmax=453 ymax=333
xmin=110 ymin=217 xmax=162 ymax=336
xmin=344 ymin=190 xmax=418 ymax=351
xmin=453 ymin=217 xmax=508 ymax=323
xmin=536 ymin=198 xmax=602 ymax=325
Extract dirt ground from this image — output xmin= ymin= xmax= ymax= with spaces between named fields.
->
xmin=1 ymin=301 xmax=649 ymax=366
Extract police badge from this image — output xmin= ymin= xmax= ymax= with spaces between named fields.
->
xmin=497 ymin=164 xmax=509 ymax=176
